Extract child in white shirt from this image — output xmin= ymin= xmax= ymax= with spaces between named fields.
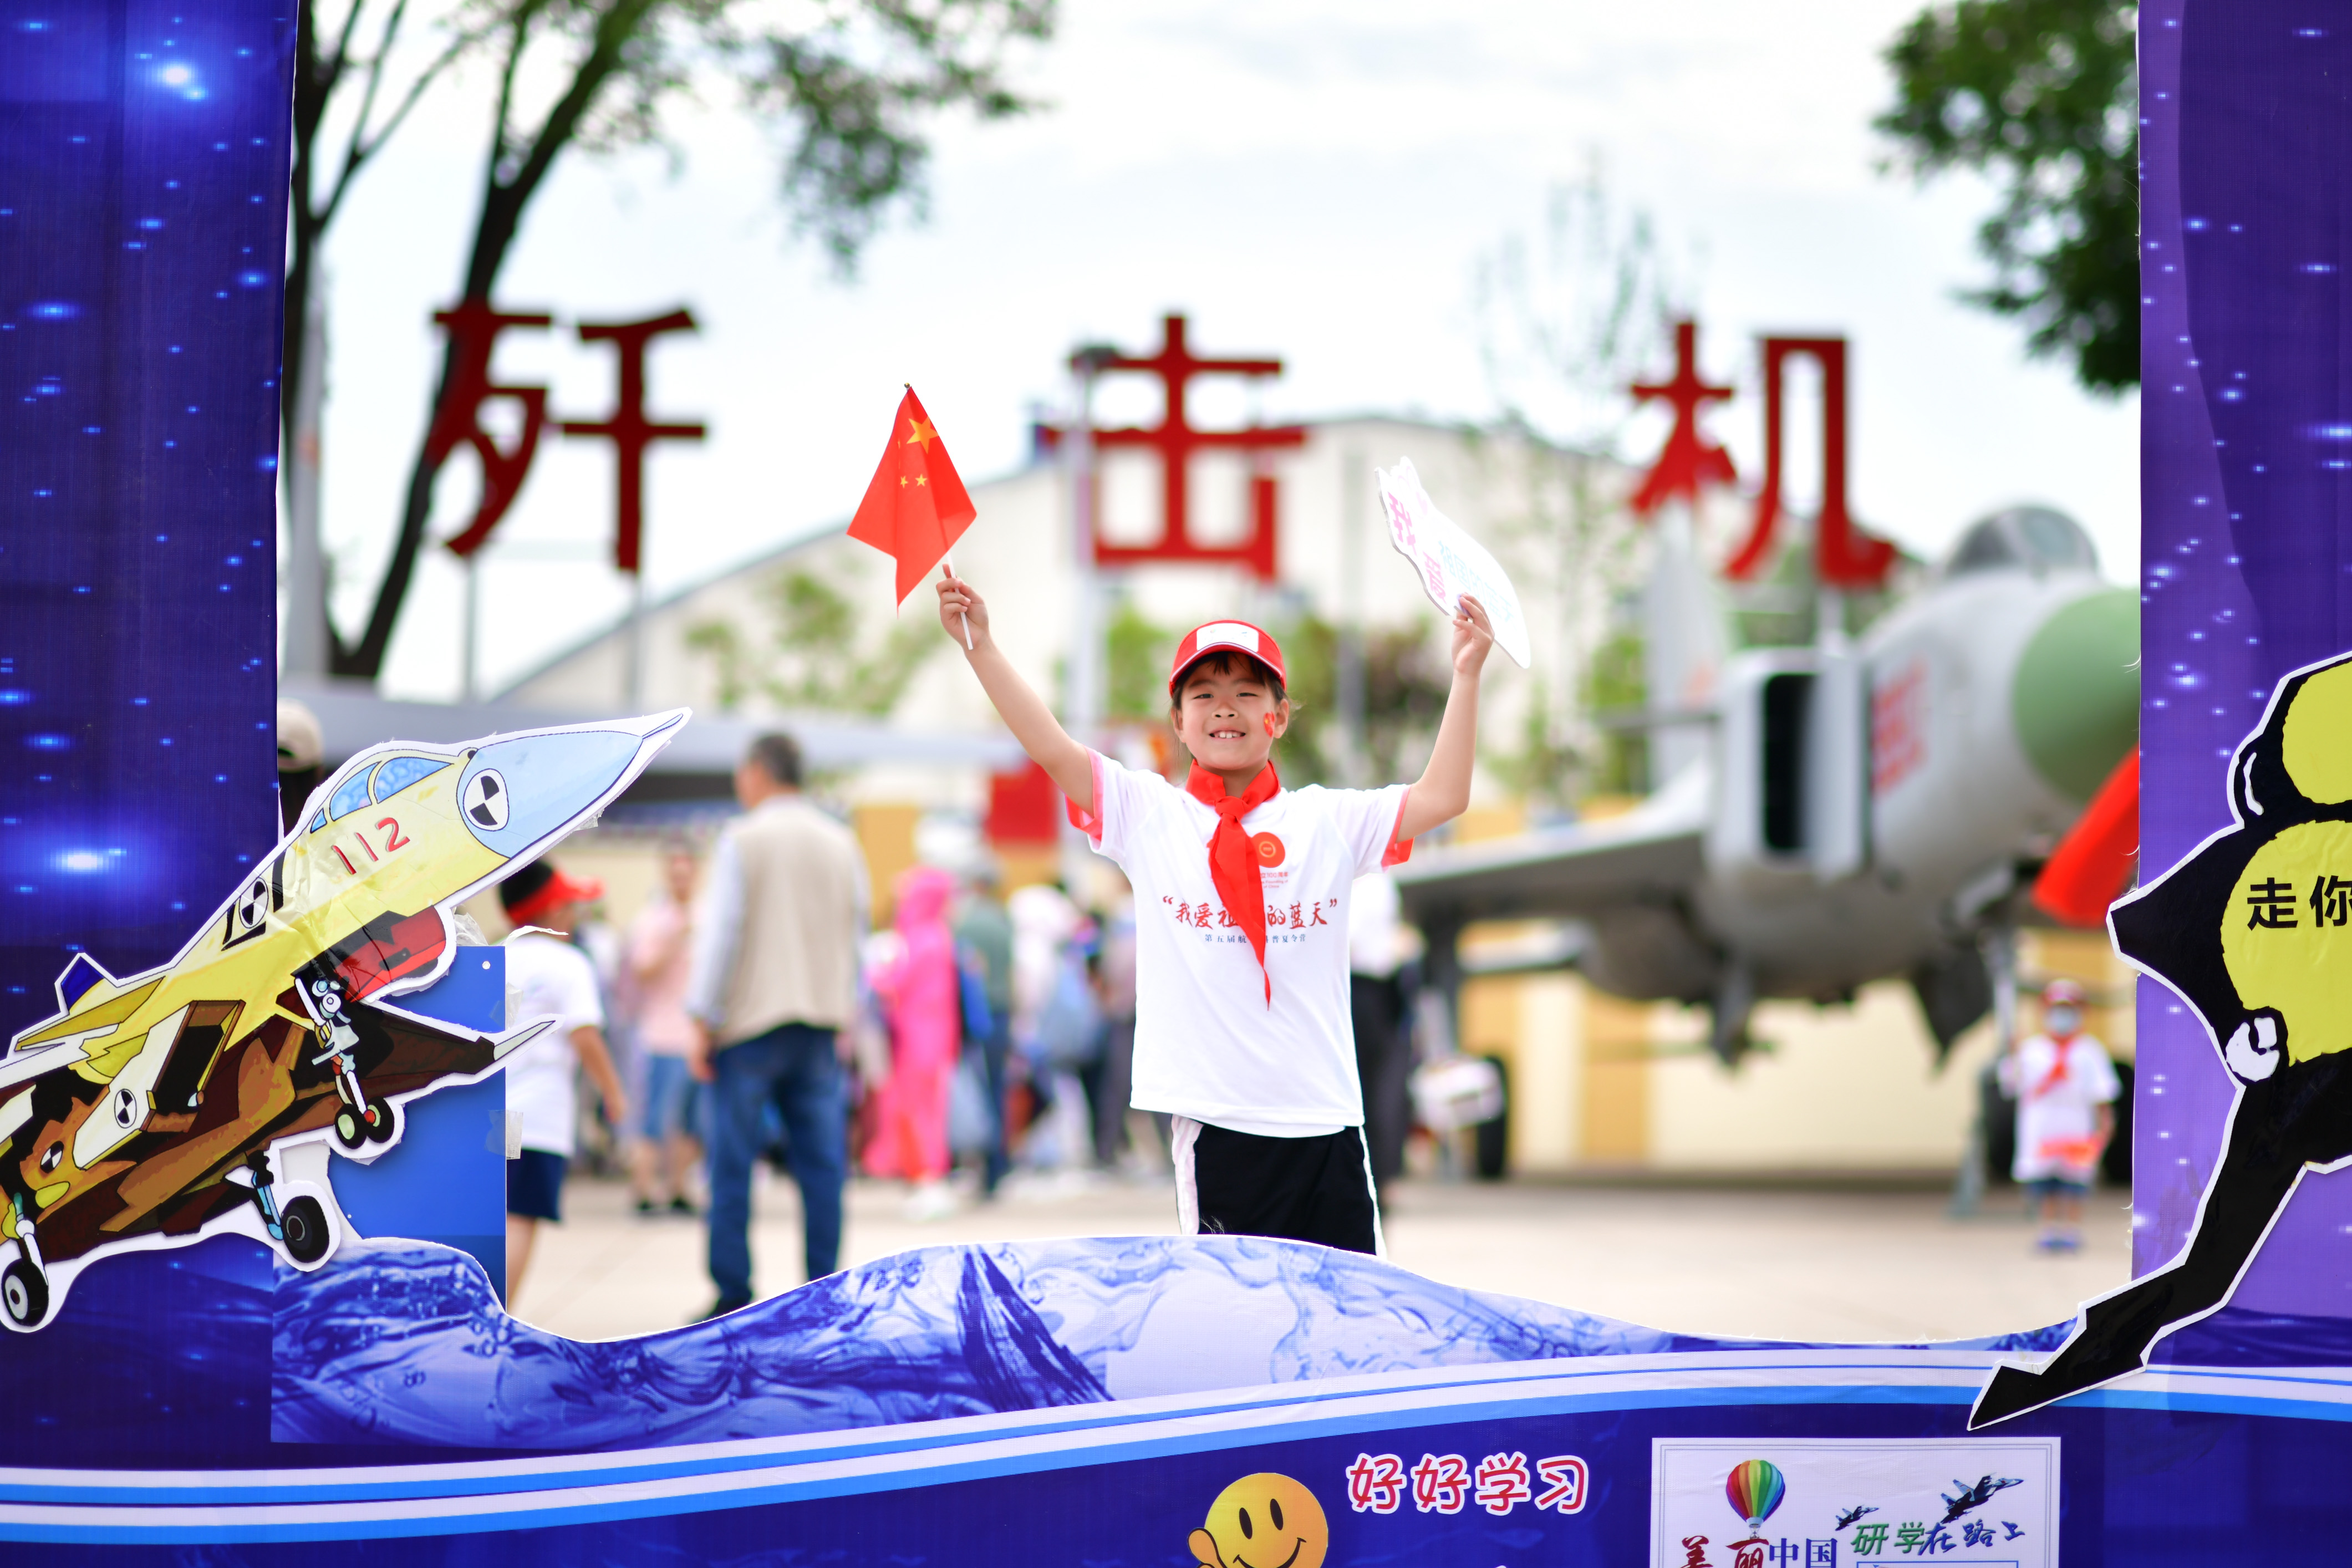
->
xmin=1998 ymin=978 xmax=2119 ymax=1253
xmin=935 ymin=578 xmax=1494 ymax=1253
xmin=498 ymin=859 xmax=630 ymax=1305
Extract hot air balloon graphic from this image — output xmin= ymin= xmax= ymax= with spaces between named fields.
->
xmin=1725 ymin=1459 xmax=1786 ymax=1531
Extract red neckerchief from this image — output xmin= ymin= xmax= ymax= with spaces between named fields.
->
xmin=1185 ymin=759 xmax=1281 ymax=1004
xmin=2030 ymin=1031 xmax=2079 ymax=1098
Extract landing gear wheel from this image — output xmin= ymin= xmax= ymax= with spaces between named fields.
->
xmin=362 ymin=1099 xmax=401 ymax=1146
xmin=333 ymin=1107 xmax=367 ymax=1150
xmin=3 ymin=1258 xmax=49 ymax=1328
xmin=278 ymin=1196 xmax=332 ymax=1265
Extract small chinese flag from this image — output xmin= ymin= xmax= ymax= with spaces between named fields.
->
xmin=848 ymin=386 xmax=978 ymax=605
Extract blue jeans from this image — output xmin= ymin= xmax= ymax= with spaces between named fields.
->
xmin=638 ymin=1053 xmax=694 ymax=1140
xmin=979 ymin=1019 xmax=1012 ymax=1194
xmin=707 ymin=1023 xmax=844 ymax=1300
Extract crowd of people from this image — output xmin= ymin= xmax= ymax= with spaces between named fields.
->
xmin=294 ymin=737 xmax=2112 ymax=1326
xmin=292 ymin=553 xmax=2115 ymax=1331
xmin=500 ymin=729 xmax=1433 ymax=1318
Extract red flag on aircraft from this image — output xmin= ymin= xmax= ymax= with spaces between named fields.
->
xmin=848 ymin=386 xmax=978 ymax=604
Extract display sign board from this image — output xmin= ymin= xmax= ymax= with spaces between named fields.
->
xmin=1651 ymin=1439 xmax=2059 ymax=1567
xmin=1375 ymin=457 xmax=1533 ymax=669
xmin=8 ymin=3 xmax=2352 ymax=1562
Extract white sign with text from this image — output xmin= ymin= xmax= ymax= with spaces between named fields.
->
xmin=1374 ymin=456 xmax=1533 ymax=670
xmin=1651 ymin=1438 xmax=2060 ymax=1568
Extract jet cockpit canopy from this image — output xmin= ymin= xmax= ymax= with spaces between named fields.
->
xmin=1943 ymin=505 xmax=2099 ymax=579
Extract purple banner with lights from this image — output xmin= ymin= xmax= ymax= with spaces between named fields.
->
xmin=0 ymin=0 xmax=287 ymax=1030
xmin=2135 ymin=0 xmax=2352 ymax=1318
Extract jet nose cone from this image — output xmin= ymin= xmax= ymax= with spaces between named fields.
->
xmin=456 ymin=711 xmax=686 ymax=858
xmin=2012 ymin=587 xmax=2139 ymax=802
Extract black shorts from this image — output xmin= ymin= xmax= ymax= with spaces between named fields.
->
xmin=507 ymin=1148 xmax=567 ymax=1222
xmin=1175 ymin=1119 xmax=1382 ymax=1255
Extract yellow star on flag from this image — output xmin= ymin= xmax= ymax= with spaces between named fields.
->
xmin=904 ymin=417 xmax=936 ymax=447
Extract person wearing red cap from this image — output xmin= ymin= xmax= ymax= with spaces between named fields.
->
xmin=935 ymin=573 xmax=1495 ymax=1254
xmin=498 ymin=858 xmax=630 ymax=1307
xmin=1996 ymin=978 xmax=2119 ymax=1253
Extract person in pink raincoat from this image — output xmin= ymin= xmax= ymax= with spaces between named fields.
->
xmin=864 ymin=866 xmax=964 ymax=1216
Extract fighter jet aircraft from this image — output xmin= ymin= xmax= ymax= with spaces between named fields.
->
xmin=0 ymin=709 xmax=686 ymax=1330
xmin=1395 ymin=504 xmax=2137 ymax=1062
xmin=1939 ymin=1475 xmax=2023 ymax=1524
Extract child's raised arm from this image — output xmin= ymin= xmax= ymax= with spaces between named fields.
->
xmin=1396 ymin=595 xmax=1496 ymax=842
xmin=936 ymin=573 xmax=1094 ymax=806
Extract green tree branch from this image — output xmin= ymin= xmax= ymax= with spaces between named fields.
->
xmin=1876 ymin=0 xmax=2140 ymax=392
xmin=307 ymin=0 xmax=1057 ymax=680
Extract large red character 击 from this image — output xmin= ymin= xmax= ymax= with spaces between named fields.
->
xmin=1042 ymin=314 xmax=1306 ymax=581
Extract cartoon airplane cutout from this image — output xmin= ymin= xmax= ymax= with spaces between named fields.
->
xmin=0 ymin=710 xmax=686 ymax=1330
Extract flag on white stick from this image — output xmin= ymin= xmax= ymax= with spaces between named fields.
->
xmin=1374 ymin=456 xmax=1533 ymax=669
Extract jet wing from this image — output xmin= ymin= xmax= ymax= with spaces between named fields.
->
xmin=1394 ymin=765 xmax=1708 ymax=926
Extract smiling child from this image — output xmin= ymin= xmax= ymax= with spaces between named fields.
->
xmin=934 ymin=575 xmax=1495 ymax=1254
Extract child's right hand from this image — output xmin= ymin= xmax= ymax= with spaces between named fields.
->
xmin=937 ymin=573 xmax=992 ymax=650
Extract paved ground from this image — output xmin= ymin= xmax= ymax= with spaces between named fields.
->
xmin=512 ymin=1168 xmax=2131 ymax=1346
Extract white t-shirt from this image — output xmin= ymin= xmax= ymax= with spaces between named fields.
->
xmin=502 ymin=932 xmax=607 ymax=1158
xmin=2000 ymin=1032 xmax=2121 ymax=1183
xmin=1075 ymin=751 xmax=1412 ymax=1136
xmin=1348 ymin=869 xmax=1422 ymax=979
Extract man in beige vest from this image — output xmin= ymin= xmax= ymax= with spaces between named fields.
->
xmin=686 ymin=733 xmax=868 ymax=1317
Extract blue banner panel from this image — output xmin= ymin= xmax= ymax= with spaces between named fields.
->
xmin=4 ymin=1249 xmax=2352 ymax=1565
xmin=315 ymin=948 xmax=508 ymax=1301
xmin=0 ymin=953 xmax=503 ymax=1470
xmin=0 ymin=1 xmax=291 ymax=1034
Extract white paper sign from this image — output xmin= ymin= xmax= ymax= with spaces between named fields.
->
xmin=1374 ymin=456 xmax=1533 ymax=669
xmin=1651 ymin=1438 xmax=2060 ymax=1568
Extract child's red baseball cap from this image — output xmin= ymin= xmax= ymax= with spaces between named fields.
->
xmin=1167 ymin=620 xmax=1286 ymax=698
xmin=500 ymin=859 xmax=604 ymax=926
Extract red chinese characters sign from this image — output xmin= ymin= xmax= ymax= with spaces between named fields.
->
xmin=1625 ymin=322 xmax=1897 ymax=593
xmin=560 ymin=309 xmax=707 ymax=576
xmin=1720 ymin=335 xmax=1895 ymax=589
xmin=1043 ymin=314 xmax=1306 ymax=581
xmin=425 ymin=301 xmax=553 ymax=559
xmin=428 ymin=301 xmax=705 ymax=574
xmin=1627 ymin=318 xmax=1736 ymax=518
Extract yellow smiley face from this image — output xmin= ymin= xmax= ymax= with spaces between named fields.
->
xmin=1188 ymin=1473 xmax=1328 ymax=1568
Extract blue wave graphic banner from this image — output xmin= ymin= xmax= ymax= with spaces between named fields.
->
xmin=264 ymin=1236 xmax=2086 ymax=1459
xmin=6 ymin=1230 xmax=2352 ymax=1562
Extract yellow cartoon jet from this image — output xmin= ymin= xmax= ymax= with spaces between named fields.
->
xmin=0 ymin=710 xmax=685 ymax=1330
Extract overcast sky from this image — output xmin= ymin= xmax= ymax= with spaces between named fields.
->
xmin=307 ymin=0 xmax=2140 ymax=702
